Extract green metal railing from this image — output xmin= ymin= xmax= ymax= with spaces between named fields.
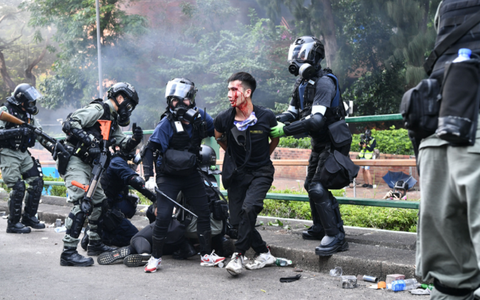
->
xmin=16 ymin=113 xmax=417 ymax=210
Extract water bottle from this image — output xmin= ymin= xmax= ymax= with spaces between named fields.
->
xmin=275 ymin=257 xmax=292 ymax=267
xmin=388 ymin=278 xmax=418 ymax=292
xmin=420 ymin=283 xmax=433 ymax=290
xmin=452 ymin=48 xmax=472 ymax=63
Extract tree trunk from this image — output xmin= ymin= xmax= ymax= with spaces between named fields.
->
xmin=25 ymin=46 xmax=47 ymax=87
xmin=0 ymin=51 xmax=16 ymax=92
xmin=319 ymin=0 xmax=338 ymax=67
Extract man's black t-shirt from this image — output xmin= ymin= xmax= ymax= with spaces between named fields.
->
xmin=214 ymin=105 xmax=277 ymax=168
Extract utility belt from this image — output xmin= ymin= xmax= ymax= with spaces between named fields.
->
xmin=401 ymin=58 xmax=480 ymax=147
xmin=69 ymin=140 xmax=98 ymax=165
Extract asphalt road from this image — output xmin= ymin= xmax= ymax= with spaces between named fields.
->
xmin=0 ymin=217 xmax=424 ymax=300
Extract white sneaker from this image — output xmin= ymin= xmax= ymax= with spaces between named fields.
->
xmin=245 ymin=249 xmax=275 ymax=270
xmin=200 ymin=250 xmax=225 ymax=267
xmin=144 ymin=256 xmax=161 ymax=273
xmin=226 ymin=252 xmax=245 ymax=276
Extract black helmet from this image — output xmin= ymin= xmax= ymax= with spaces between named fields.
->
xmin=165 ymin=78 xmax=197 ymax=109
xmin=9 ymin=83 xmax=42 ymax=115
xmin=107 ymin=82 xmax=139 ymax=126
xmin=199 ymin=145 xmax=216 ymax=173
xmin=107 ymin=82 xmax=139 ymax=106
xmin=288 ymin=36 xmax=325 ymax=78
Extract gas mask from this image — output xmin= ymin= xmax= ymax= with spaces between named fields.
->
xmin=25 ymin=100 xmax=39 ymax=115
xmin=288 ymin=61 xmax=317 ymax=80
xmin=117 ymin=100 xmax=135 ymax=126
xmin=172 ymin=101 xmax=199 ymax=124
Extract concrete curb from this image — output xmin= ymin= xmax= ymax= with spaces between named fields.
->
xmin=0 ymin=193 xmax=418 ymax=280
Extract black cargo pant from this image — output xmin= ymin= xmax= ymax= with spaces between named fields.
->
xmin=228 ymin=163 xmax=274 ymax=255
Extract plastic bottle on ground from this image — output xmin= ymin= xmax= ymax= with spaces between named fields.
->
xmin=275 ymin=257 xmax=293 ymax=267
xmin=452 ymin=48 xmax=472 ymax=63
xmin=388 ymin=278 xmax=418 ymax=292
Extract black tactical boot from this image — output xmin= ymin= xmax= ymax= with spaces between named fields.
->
xmin=7 ymin=180 xmax=30 ymax=234
xmin=302 ymin=225 xmax=325 ymax=240
xmin=7 ymin=220 xmax=31 ymax=234
xmin=87 ymin=240 xmax=117 ymax=256
xmin=22 ymin=177 xmax=45 ymax=229
xmin=21 ymin=213 xmax=45 ymax=229
xmin=60 ymin=247 xmax=94 ymax=267
xmin=315 ymin=232 xmax=349 ymax=256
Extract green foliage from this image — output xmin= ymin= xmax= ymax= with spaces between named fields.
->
xmin=351 ymin=126 xmax=414 ymax=155
xmin=257 ymin=186 xmax=417 ymax=232
xmin=340 ymin=205 xmax=417 ymax=232
xmin=25 ymin=0 xmax=149 ymax=109
xmin=42 ymin=176 xmax=66 ymax=196
xmin=157 ymin=8 xmax=294 ymax=115
xmin=277 ymin=136 xmax=311 ymax=149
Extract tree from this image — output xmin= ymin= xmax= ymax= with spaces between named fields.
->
xmin=0 ymin=0 xmax=52 ymax=98
xmin=25 ymin=0 xmax=148 ymax=109
xmin=257 ymin=0 xmax=339 ymax=67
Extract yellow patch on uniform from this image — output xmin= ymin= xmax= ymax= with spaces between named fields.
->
xmin=250 ymin=130 xmax=263 ymax=134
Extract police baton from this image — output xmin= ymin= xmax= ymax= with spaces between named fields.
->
xmin=155 ymin=187 xmax=198 ymax=218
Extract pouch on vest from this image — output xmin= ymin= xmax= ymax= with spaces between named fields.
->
xmin=400 ymin=78 xmax=441 ymax=140
xmin=328 ymin=119 xmax=352 ymax=153
xmin=319 ymin=150 xmax=359 ymax=190
xmin=436 ymin=59 xmax=480 ymax=146
xmin=160 ymin=149 xmax=197 ymax=176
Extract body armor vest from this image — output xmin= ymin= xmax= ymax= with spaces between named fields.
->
xmin=291 ymin=70 xmax=346 ymax=138
xmin=67 ymin=99 xmax=116 ymax=163
xmin=0 ymin=102 xmax=36 ymax=152
xmin=432 ymin=0 xmax=480 ymax=76
xmin=164 ymin=112 xmax=202 ymax=155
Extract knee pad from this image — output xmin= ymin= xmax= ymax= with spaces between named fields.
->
xmin=308 ymin=181 xmax=327 ymax=201
xmin=27 ymin=177 xmax=43 ymax=199
xmin=66 ymin=211 xmax=86 ymax=238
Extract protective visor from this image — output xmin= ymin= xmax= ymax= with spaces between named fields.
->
xmin=288 ymin=42 xmax=316 ymax=63
xmin=23 ymin=86 xmax=43 ymax=103
xmin=165 ymin=81 xmax=196 ymax=101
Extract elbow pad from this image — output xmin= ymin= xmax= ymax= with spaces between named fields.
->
xmin=284 ymin=113 xmax=325 ymax=136
xmin=128 ymin=175 xmax=156 ymax=202
xmin=276 ymin=111 xmax=297 ymax=123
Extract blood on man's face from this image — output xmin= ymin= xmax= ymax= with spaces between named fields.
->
xmin=227 ymin=80 xmax=248 ymax=108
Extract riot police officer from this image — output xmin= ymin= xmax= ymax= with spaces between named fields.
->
xmin=142 ymin=78 xmax=224 ymax=273
xmin=0 ymin=83 xmax=50 ymax=233
xmin=271 ymin=36 xmax=350 ymax=256
xmin=98 ymin=149 xmax=156 ymax=246
xmin=60 ymin=82 xmax=143 ymax=267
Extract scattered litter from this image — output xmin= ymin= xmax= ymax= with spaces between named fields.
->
xmin=340 ymin=275 xmax=357 ymax=289
xmin=280 ymin=274 xmax=301 ymax=283
xmin=54 ymin=226 xmax=66 ymax=233
xmin=260 ymin=289 xmax=266 ymax=293
xmin=41 ymin=237 xmax=48 ymax=240
xmin=386 ymin=274 xmax=405 ymax=285
xmin=410 ymin=288 xmax=431 ymax=295
xmin=329 ymin=266 xmax=342 ymax=277
xmin=275 ymin=258 xmax=293 ymax=267
xmin=294 ymin=269 xmax=303 ymax=272
xmin=357 ymin=275 xmax=377 ymax=283
xmin=368 ymin=281 xmax=386 ymax=289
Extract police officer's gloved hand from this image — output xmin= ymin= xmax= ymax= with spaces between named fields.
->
xmin=88 ymin=144 xmax=101 ymax=158
xmin=133 ymin=126 xmax=143 ymax=142
xmin=17 ymin=126 xmax=33 ymax=136
xmin=270 ymin=122 xmax=285 ymax=138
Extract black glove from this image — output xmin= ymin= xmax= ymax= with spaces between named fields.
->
xmin=80 ymin=199 xmax=93 ymax=216
xmin=71 ymin=128 xmax=92 ymax=145
xmin=88 ymin=145 xmax=101 ymax=157
xmin=13 ymin=126 xmax=32 ymax=136
xmin=132 ymin=123 xmax=143 ymax=142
